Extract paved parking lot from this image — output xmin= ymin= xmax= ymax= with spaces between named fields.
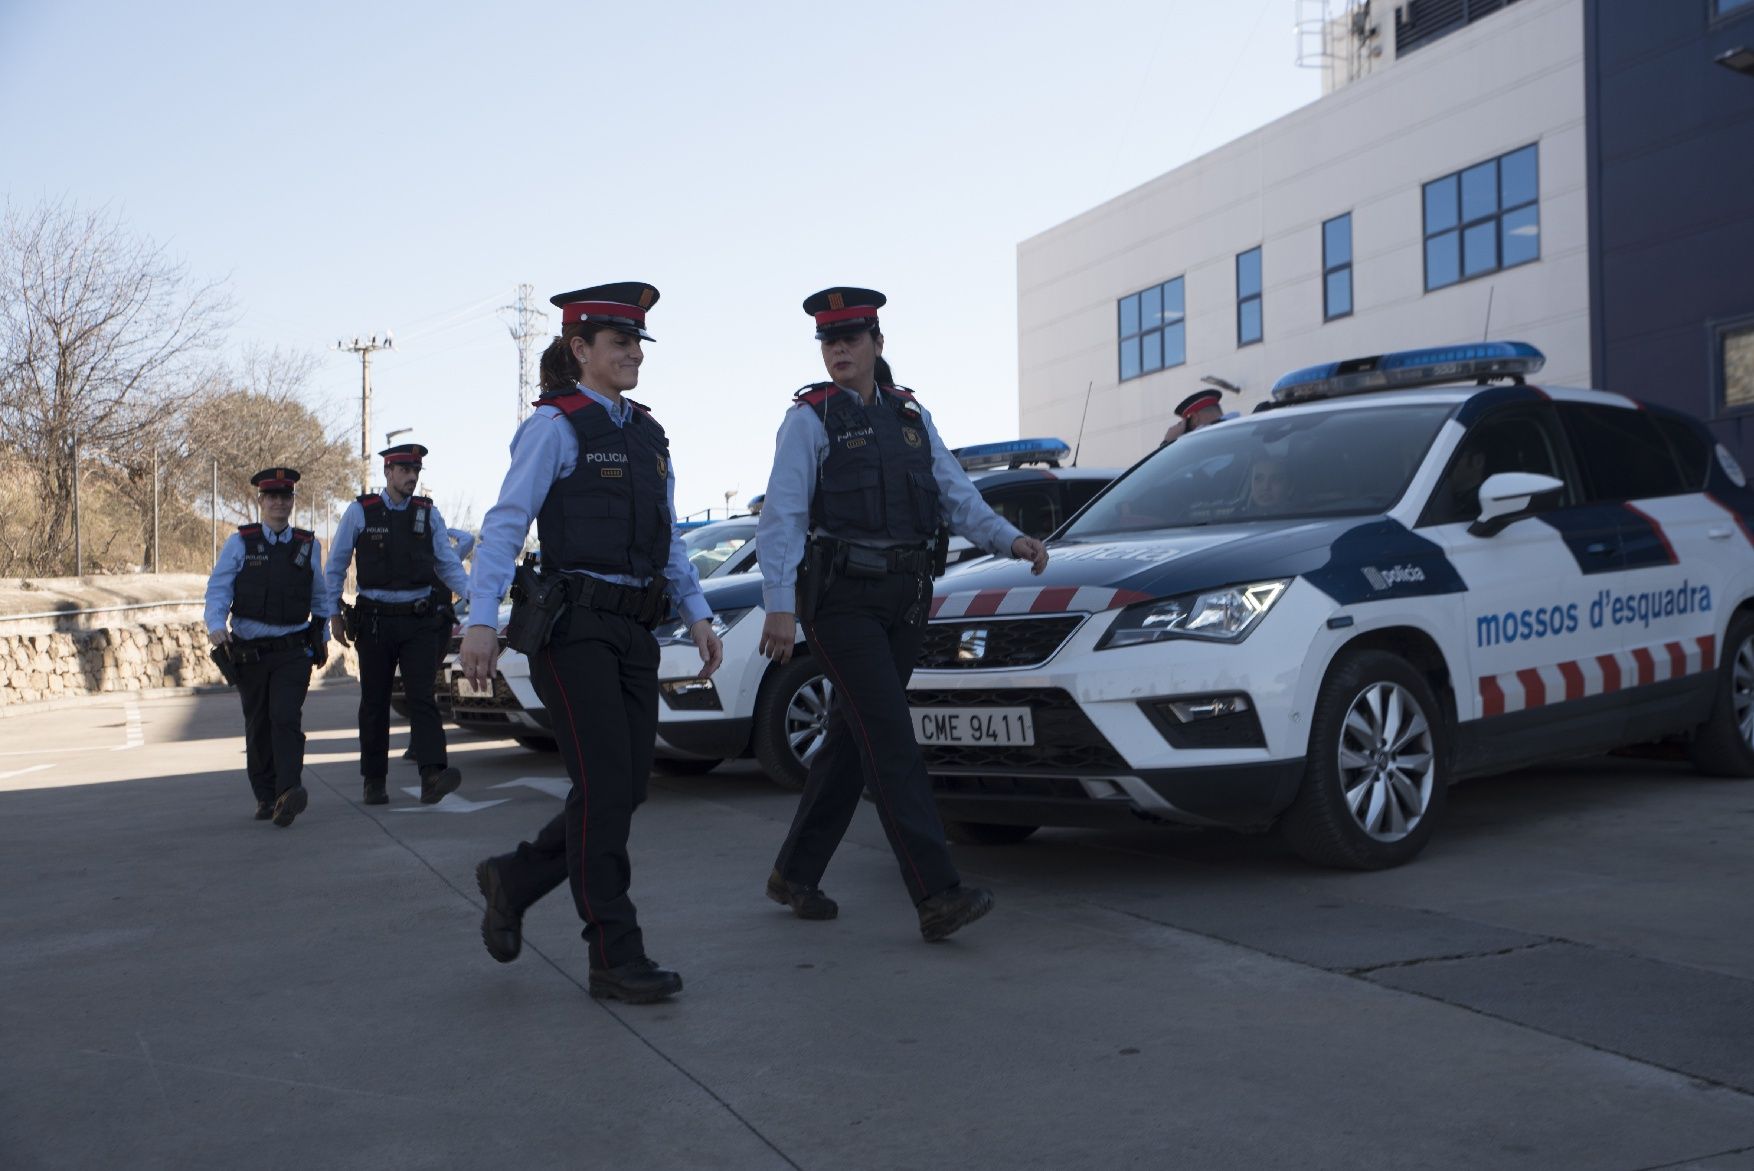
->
xmin=4 ymin=684 xmax=1754 ymax=1170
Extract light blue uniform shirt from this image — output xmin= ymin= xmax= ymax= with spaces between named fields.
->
xmin=757 ymin=385 xmax=1025 ymax=614
xmin=324 ymin=493 xmax=472 ymax=606
xmin=468 ymin=384 xmax=712 ymax=629
xmin=205 ymin=524 xmax=332 ymax=640
xmin=448 ymin=528 xmax=476 ymax=562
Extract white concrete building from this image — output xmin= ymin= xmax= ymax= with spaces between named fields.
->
xmin=1019 ymin=0 xmax=1589 ymax=468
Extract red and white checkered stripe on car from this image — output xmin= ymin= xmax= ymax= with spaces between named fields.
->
xmin=1477 ymin=635 xmax=1717 ymax=717
xmin=929 ymin=586 xmax=1154 ymax=620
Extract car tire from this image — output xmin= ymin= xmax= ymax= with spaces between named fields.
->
xmin=514 ymin=736 xmax=558 ymax=753
xmin=752 ymin=654 xmax=833 ymax=792
xmin=945 ymin=821 xmax=1038 ymax=846
xmin=1689 ymin=611 xmax=1754 ymax=778
xmin=1280 ymin=649 xmax=1449 ymax=870
xmin=652 ymin=757 xmax=722 ymax=776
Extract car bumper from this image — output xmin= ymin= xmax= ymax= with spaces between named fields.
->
xmin=930 ymin=759 xmax=1306 ymax=830
xmin=656 ymin=718 xmax=753 ymax=760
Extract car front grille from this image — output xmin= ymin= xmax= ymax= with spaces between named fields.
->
xmin=932 ymin=774 xmax=1091 ymax=800
xmin=918 ymin=616 xmax=1083 ymax=670
xmin=908 ymin=687 xmax=1127 ymax=772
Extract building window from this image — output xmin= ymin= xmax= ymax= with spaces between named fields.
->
xmin=1323 ymin=214 xmax=1353 ymax=321
xmin=1423 ymin=143 xmax=1539 ymax=292
xmin=1118 ymin=277 xmax=1185 ymax=381
xmin=1236 ymin=247 xmax=1262 ymax=347
xmin=1723 ymin=319 xmax=1754 ymax=412
xmin=1396 ymin=0 xmax=1526 ymax=58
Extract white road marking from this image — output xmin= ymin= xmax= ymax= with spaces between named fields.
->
xmin=387 ymin=787 xmax=508 ymax=814
xmin=113 ymin=702 xmax=144 ymax=751
xmin=490 ymin=777 xmax=571 ymax=800
xmin=0 ymin=764 xmax=55 ymax=783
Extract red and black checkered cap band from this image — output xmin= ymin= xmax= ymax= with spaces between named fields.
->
xmin=561 ymin=301 xmax=646 ymax=327
xmin=257 ymin=478 xmax=295 ymax=491
xmin=383 ymin=452 xmax=422 ymax=466
xmin=813 ymin=305 xmax=880 ymax=328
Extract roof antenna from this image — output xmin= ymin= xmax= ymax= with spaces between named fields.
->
xmin=1071 ymin=379 xmax=1095 ymax=465
xmin=1481 ymin=284 xmax=1496 ymax=342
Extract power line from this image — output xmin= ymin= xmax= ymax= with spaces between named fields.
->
xmin=333 ymin=332 xmax=394 ymax=495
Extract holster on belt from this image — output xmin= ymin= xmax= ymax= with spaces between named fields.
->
xmin=504 ymin=556 xmax=567 ymax=656
xmin=797 ymin=540 xmax=835 ymax=627
xmin=341 ymin=600 xmax=360 ymax=643
xmin=210 ymin=643 xmax=239 ymax=687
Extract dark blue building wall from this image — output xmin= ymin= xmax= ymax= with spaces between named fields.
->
xmin=1586 ymin=0 xmax=1754 ymax=459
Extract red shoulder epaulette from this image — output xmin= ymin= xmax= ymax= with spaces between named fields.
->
xmin=238 ymin=523 xmax=263 ymax=536
xmin=885 ymin=383 xmax=917 ymax=402
xmin=626 ymin=397 xmax=653 ymax=415
xmin=792 ymin=383 xmax=835 ymax=408
xmin=410 ymin=496 xmax=432 ymax=508
xmin=547 ymin=392 xmax=595 ymax=417
xmin=292 ymin=528 xmax=315 ymax=543
xmin=358 ymin=493 xmax=381 ymax=507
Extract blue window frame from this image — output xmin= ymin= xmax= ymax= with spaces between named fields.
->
xmin=1236 ymin=247 xmax=1262 ymax=347
xmin=1323 ymin=213 xmax=1353 ymax=321
xmin=1118 ymin=277 xmax=1185 ymax=381
xmin=1423 ymin=143 xmax=1539 ymax=292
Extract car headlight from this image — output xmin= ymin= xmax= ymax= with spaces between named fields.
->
xmin=1097 ymin=580 xmax=1289 ymax=649
xmin=654 ymin=607 xmax=751 ymax=645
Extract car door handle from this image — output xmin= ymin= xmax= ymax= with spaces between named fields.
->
xmin=1709 ymin=527 xmax=1734 ymax=540
xmin=1585 ymin=542 xmax=1614 ymax=556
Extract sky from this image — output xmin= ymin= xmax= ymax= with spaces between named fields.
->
xmin=0 ymin=0 xmax=1320 ymax=534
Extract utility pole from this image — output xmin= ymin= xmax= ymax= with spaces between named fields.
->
xmin=500 ymin=284 xmax=548 ymax=424
xmin=211 ymin=458 xmax=219 ymax=564
xmin=71 ymin=430 xmax=82 ymax=578
xmin=151 ymin=448 xmax=160 ymax=573
xmin=335 ymin=332 xmax=395 ymax=494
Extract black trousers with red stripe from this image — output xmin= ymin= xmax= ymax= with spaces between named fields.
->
xmin=774 ymin=571 xmax=961 ymax=904
xmin=489 ymin=608 xmax=658 ymax=970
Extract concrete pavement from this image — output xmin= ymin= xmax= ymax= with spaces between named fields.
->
xmin=3 ymin=686 xmax=1754 ymax=1169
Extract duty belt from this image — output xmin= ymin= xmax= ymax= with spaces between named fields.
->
xmin=817 ymin=539 xmax=935 ymax=576
xmin=565 ymin=574 xmax=670 ymax=628
xmin=356 ymin=596 xmax=433 ymax=617
xmin=231 ymin=632 xmax=307 ymax=662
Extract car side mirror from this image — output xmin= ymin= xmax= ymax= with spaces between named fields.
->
xmin=1470 ymin=471 xmax=1565 ymax=537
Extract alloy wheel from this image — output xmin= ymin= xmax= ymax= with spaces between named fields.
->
xmin=784 ymin=674 xmax=835 ymax=768
xmin=1336 ymin=681 xmax=1435 ymax=841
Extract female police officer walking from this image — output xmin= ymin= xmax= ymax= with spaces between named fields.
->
xmin=458 ymin=282 xmax=722 ymax=1005
xmin=756 ymin=287 xmax=1048 ymax=942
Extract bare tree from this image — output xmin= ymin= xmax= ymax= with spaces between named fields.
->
xmin=0 ymin=200 xmax=232 ymax=574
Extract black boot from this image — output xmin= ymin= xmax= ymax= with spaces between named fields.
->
xmin=271 ymin=785 xmax=309 ymax=828
xmin=362 ymin=777 xmax=388 ymax=805
xmin=253 ymin=799 xmax=274 ymax=821
xmin=420 ymin=765 xmax=461 ymax=805
xmin=766 ymin=868 xmax=838 ymax=920
xmin=917 ymin=885 xmax=994 ymax=942
xmin=401 ymin=746 xmax=417 ymax=760
xmin=588 ymin=957 xmax=683 ymax=1004
xmin=474 ymin=859 xmax=523 ymax=964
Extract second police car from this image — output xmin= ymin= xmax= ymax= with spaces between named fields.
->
xmin=904 ymin=343 xmax=1754 ymax=868
xmin=652 ymin=440 xmax=1120 ymax=787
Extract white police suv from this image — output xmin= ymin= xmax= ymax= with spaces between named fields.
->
xmin=905 ymin=343 xmax=1754 ymax=868
xmin=653 ymin=440 xmax=1121 ymax=787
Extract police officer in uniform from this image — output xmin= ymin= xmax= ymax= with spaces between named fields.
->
xmin=403 ymin=527 xmax=475 ymax=762
xmin=460 ymin=282 xmax=723 ymax=1005
xmin=1159 ymin=388 xmax=1228 ymax=447
xmin=756 ymin=287 xmax=1049 ymax=941
xmin=204 ymin=468 xmax=331 ymax=826
xmin=324 ymin=444 xmax=471 ymax=805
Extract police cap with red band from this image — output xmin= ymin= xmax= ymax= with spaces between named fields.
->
xmin=1174 ymin=389 xmax=1224 ymax=420
xmin=803 ymin=286 xmax=886 ymax=340
xmin=378 ymin=443 xmax=428 ymax=467
xmin=250 ymin=467 xmax=301 ymax=493
xmin=549 ymin=282 xmax=659 ymax=342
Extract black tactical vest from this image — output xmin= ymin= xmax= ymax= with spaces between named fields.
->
xmin=354 ymin=493 xmax=436 ymax=590
xmin=230 ymin=524 xmax=316 ymax=625
xmin=534 ymin=392 xmax=673 ymax=578
xmin=799 ymin=383 xmax=939 ymax=545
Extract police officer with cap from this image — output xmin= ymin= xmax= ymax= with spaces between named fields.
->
xmin=460 ymin=282 xmax=722 ymax=1005
xmin=204 ymin=467 xmax=332 ymax=826
xmin=1160 ymin=388 xmax=1227 ymax=447
xmin=402 ymin=526 xmax=476 ymax=762
xmin=324 ymin=444 xmax=471 ymax=806
xmin=755 ymin=286 xmax=1049 ymax=942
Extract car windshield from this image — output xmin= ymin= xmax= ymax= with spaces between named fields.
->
xmin=682 ymin=523 xmax=756 ymax=577
xmin=1065 ymin=402 xmax=1453 ymax=536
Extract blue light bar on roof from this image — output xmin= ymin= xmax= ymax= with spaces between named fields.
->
xmin=952 ymin=437 xmax=1072 ymax=471
xmin=1271 ymin=341 xmax=1546 ymax=402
